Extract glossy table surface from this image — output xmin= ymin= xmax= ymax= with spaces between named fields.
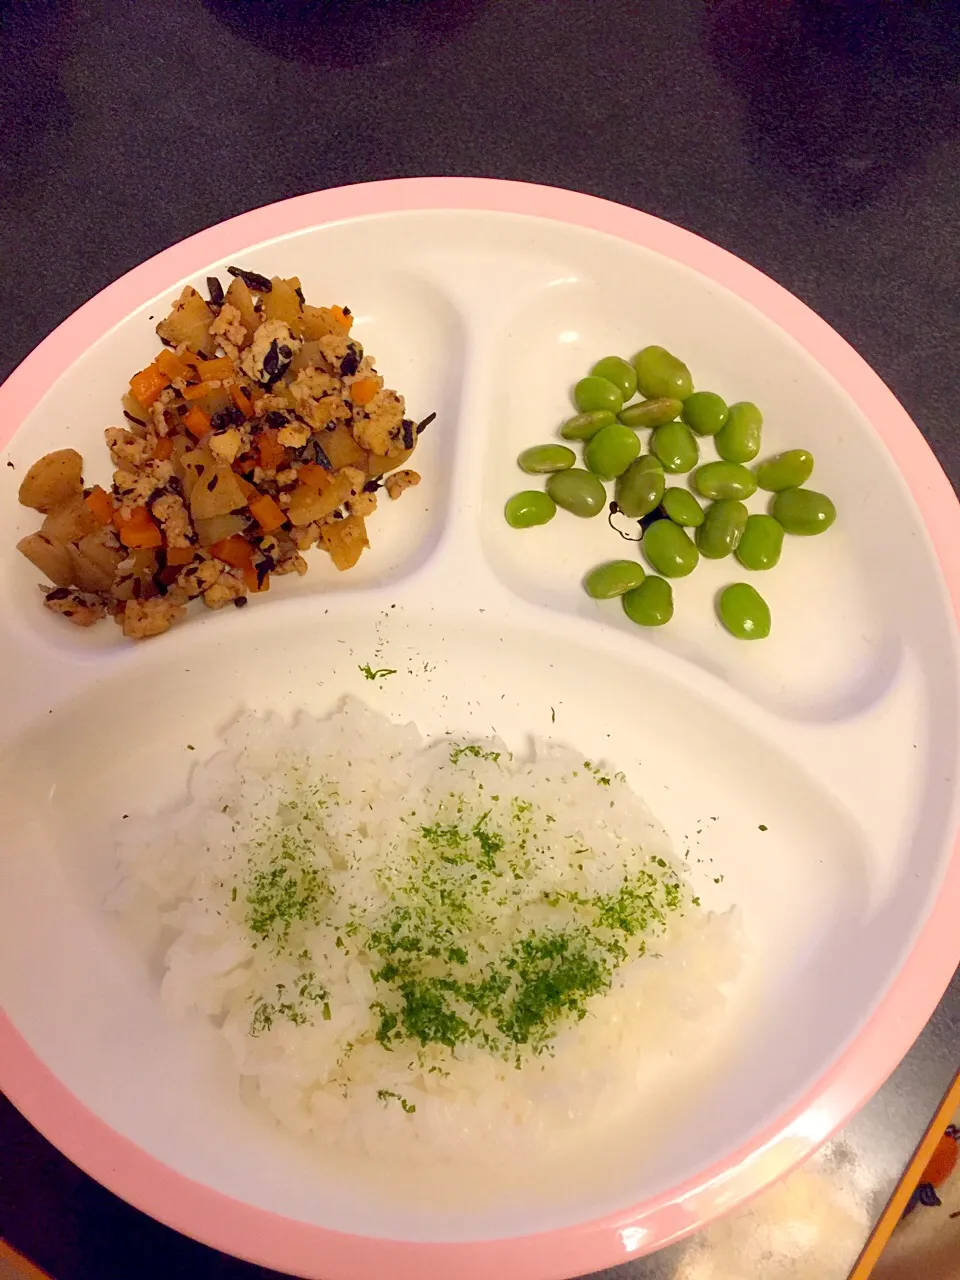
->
xmin=1 ymin=0 xmax=958 ymax=1277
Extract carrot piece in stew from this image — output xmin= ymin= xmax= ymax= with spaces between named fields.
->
xmin=84 ymin=486 xmax=114 ymax=525
xmin=297 ymin=462 xmax=332 ymax=491
xmin=231 ymin=384 xmax=255 ymax=418
xmin=249 ymin=493 xmax=286 ymax=532
xmin=256 ymin=430 xmax=286 ymax=469
xmin=183 ymin=380 xmax=219 ymax=401
xmin=350 ymin=378 xmax=378 ymax=406
xmin=165 ymin=545 xmax=195 ymax=566
xmin=114 ymin=506 xmax=163 ymax=549
xmin=193 ymin=356 xmax=235 ymax=381
xmin=184 ymin=406 xmax=211 ymax=437
xmin=330 ymin=305 xmax=352 ymax=331
xmin=208 ymin=535 xmax=252 ymax=569
xmin=156 ymin=349 xmax=190 ymax=381
xmin=129 ymin=363 xmax=169 ymax=408
xmin=243 ymin=564 xmax=270 ymax=593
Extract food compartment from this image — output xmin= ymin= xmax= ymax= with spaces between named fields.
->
xmin=1 ymin=264 xmax=465 ymax=652
xmin=480 ymin=269 xmax=946 ymax=723
xmin=0 ymin=605 xmax=896 ymax=1239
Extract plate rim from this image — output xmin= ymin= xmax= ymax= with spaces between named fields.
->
xmin=2 ymin=176 xmax=960 ymax=1280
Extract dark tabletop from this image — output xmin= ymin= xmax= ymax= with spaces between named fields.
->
xmin=1 ymin=1 xmax=959 ymax=1277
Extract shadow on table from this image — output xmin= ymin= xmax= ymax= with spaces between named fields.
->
xmin=703 ymin=0 xmax=960 ymax=209
xmin=200 ymin=0 xmax=487 ymax=69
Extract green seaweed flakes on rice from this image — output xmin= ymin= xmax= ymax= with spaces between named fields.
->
xmin=111 ymin=698 xmax=743 ymax=1160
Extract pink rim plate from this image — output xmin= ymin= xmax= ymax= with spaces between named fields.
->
xmin=2 ymin=179 xmax=960 ymax=1280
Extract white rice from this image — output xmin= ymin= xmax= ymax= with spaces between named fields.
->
xmin=113 ymin=698 xmax=742 ymax=1161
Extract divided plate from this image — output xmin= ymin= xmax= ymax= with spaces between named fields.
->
xmin=1 ymin=179 xmax=959 ymax=1280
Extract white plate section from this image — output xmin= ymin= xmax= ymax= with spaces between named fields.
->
xmin=0 ymin=209 xmax=957 ymax=1241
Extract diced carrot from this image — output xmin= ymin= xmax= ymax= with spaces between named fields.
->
xmin=183 ymin=380 xmax=218 ymax=401
xmin=249 ymin=493 xmax=287 ymax=532
xmin=153 ymin=437 xmax=174 ymax=461
xmin=256 ymin=429 xmax=287 ymax=470
xmin=298 ymin=462 xmax=332 ymax=491
xmin=210 ymin=535 xmax=268 ymax=592
xmin=129 ymin=363 xmax=169 ymax=408
xmin=193 ymin=356 xmax=236 ymax=381
xmin=243 ymin=564 xmax=270 ymax=593
xmin=231 ymin=384 xmax=255 ymax=418
xmin=184 ymin=406 xmax=211 ymax=437
xmin=330 ymin=305 xmax=352 ymax=332
xmin=156 ymin=349 xmax=190 ymax=381
xmin=114 ymin=505 xmax=163 ymax=549
xmin=350 ymin=378 xmax=378 ymax=406
xmin=208 ymin=535 xmax=252 ymax=569
xmin=84 ymin=485 xmax=115 ymax=525
xmin=165 ymin=545 xmax=195 ymax=566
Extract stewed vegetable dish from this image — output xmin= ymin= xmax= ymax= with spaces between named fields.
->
xmin=17 ymin=267 xmax=432 ymax=638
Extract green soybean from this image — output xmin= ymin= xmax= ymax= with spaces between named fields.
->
xmin=661 ymin=486 xmax=704 ymax=527
xmin=616 ymin=456 xmax=665 ymax=518
xmin=682 ymin=391 xmax=728 ymax=437
xmin=546 ymin=468 xmax=607 ymax=518
xmin=642 ymin=519 xmax=699 ymax=577
xmin=736 ymin=514 xmax=784 ymax=570
xmin=696 ymin=499 xmax=748 ymax=559
xmin=652 ymin=421 xmax=699 ymax=473
xmin=692 ymin=460 xmax=757 ymax=501
xmin=574 ymin=375 xmax=623 ymax=415
xmin=590 ymin=356 xmax=637 ymax=402
xmin=618 ymin=397 xmax=682 ymax=429
xmin=755 ymin=449 xmax=814 ymax=491
xmin=622 ymin=576 xmax=674 ymax=627
xmin=585 ymin=423 xmax=641 ymax=480
xmin=718 ymin=583 xmax=771 ymax=640
xmin=584 ymin=560 xmax=646 ymax=599
xmin=771 ymin=487 xmax=836 ymax=535
xmin=504 ymin=490 xmax=556 ymax=528
xmin=633 ymin=346 xmax=694 ymax=400
xmin=715 ymin=401 xmax=763 ymax=463
xmin=560 ymin=409 xmax=616 ymax=441
xmin=517 ymin=444 xmax=576 ymax=474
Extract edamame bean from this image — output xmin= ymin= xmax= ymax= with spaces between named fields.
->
xmin=642 ymin=519 xmax=699 ymax=577
xmin=574 ymin=375 xmax=623 ymax=415
xmin=771 ymin=487 xmax=836 ymax=535
xmin=652 ymin=421 xmax=699 ymax=473
xmin=584 ymin=560 xmax=646 ymax=599
xmin=696 ymin=499 xmax=748 ymax=559
xmin=618 ymin=397 xmax=682 ymax=429
xmin=518 ymin=444 xmax=576 ymax=474
xmin=546 ymin=468 xmax=607 ymax=518
xmin=692 ymin=460 xmax=758 ymax=500
xmin=661 ymin=486 xmax=704 ymax=527
xmin=736 ymin=514 xmax=783 ymax=570
xmin=622 ymin=575 xmax=674 ymax=627
xmin=616 ymin=456 xmax=665 ymax=518
xmin=718 ymin=583 xmax=771 ymax=640
xmin=755 ymin=449 xmax=814 ymax=491
xmin=504 ymin=490 xmax=556 ymax=528
xmin=633 ymin=346 xmax=694 ymax=400
xmin=591 ymin=356 xmax=637 ymax=402
xmin=560 ymin=409 xmax=616 ymax=441
xmin=715 ymin=401 xmax=763 ymax=463
xmin=682 ymin=391 xmax=728 ymax=437
xmin=585 ymin=423 xmax=641 ymax=480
